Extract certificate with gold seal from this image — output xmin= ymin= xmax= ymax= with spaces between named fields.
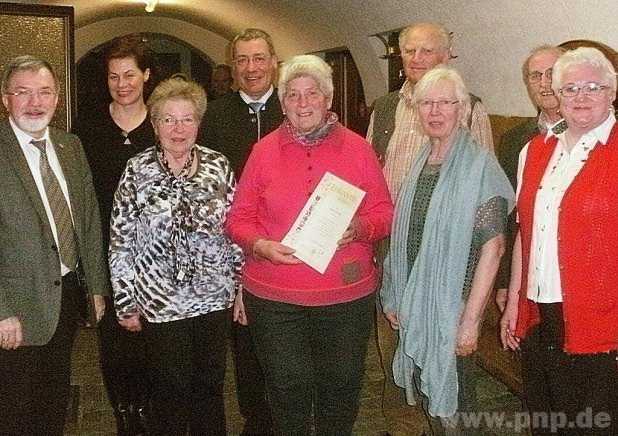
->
xmin=282 ymin=172 xmax=365 ymax=273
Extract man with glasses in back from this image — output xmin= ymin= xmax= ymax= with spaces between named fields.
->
xmin=495 ymin=45 xmax=565 ymax=313
xmin=366 ymin=22 xmax=494 ymax=435
xmin=0 ymin=55 xmax=108 ymax=436
xmin=200 ymin=28 xmax=282 ymax=436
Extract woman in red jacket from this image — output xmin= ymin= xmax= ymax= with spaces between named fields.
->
xmin=501 ymin=47 xmax=618 ymax=436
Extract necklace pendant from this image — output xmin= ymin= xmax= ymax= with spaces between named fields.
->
xmin=121 ymin=130 xmax=131 ymax=145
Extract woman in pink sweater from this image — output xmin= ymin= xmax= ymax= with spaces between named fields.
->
xmin=226 ymin=54 xmax=392 ymax=435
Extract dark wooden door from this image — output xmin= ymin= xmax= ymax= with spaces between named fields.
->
xmin=324 ymin=50 xmax=370 ymax=136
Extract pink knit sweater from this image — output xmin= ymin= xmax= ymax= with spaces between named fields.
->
xmin=226 ymin=124 xmax=393 ymax=306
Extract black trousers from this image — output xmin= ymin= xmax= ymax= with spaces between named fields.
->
xmin=98 ymin=297 xmax=150 ymax=407
xmin=143 ymin=309 xmax=231 ymax=436
xmin=0 ymin=272 xmax=81 ymax=436
xmin=232 ymin=322 xmax=273 ymax=433
xmin=521 ymin=303 xmax=618 ymax=436
xmin=245 ymin=292 xmax=374 ymax=436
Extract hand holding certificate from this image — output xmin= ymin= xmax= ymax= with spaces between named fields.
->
xmin=281 ymin=172 xmax=366 ymax=273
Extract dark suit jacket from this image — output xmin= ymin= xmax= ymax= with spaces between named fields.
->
xmin=0 ymin=119 xmax=110 ymax=346
xmin=199 ymin=90 xmax=283 ymax=176
xmin=495 ymin=117 xmax=538 ymax=289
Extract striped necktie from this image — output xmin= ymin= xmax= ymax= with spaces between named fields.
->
xmin=31 ymin=139 xmax=78 ymax=271
xmin=249 ymin=102 xmax=265 ymax=141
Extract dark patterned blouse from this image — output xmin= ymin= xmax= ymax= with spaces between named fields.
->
xmin=109 ymin=144 xmax=243 ymax=323
xmin=406 ymin=163 xmax=507 ymax=300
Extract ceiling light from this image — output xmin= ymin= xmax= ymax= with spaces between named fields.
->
xmin=144 ymin=0 xmax=158 ymax=13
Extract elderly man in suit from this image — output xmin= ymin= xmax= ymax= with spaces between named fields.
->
xmin=0 ymin=55 xmax=109 ymax=436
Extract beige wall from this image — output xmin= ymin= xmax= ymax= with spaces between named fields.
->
xmin=259 ymin=0 xmax=618 ymax=116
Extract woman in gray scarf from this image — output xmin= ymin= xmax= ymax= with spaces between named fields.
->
xmin=381 ymin=66 xmax=514 ymax=434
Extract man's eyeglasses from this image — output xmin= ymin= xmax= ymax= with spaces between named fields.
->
xmin=158 ymin=116 xmax=197 ymax=127
xmin=418 ymin=99 xmax=459 ymax=111
xmin=4 ymin=89 xmax=56 ymax=100
xmin=233 ymin=55 xmax=270 ymax=68
xmin=528 ymin=68 xmax=552 ymax=84
xmin=559 ymin=82 xmax=609 ymax=98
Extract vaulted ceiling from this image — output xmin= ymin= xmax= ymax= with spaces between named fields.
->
xmin=43 ymin=0 xmax=341 ymax=56
xmin=4 ymin=0 xmax=618 ymax=115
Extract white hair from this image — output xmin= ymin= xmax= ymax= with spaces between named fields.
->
xmin=277 ymin=55 xmax=333 ymax=105
xmin=398 ymin=22 xmax=451 ymax=52
xmin=411 ymin=65 xmax=471 ymax=127
xmin=552 ymin=47 xmax=617 ymax=96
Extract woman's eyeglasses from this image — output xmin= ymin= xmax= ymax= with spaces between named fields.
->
xmin=158 ymin=116 xmax=197 ymax=127
xmin=559 ymin=82 xmax=609 ymax=98
xmin=418 ymin=99 xmax=459 ymax=111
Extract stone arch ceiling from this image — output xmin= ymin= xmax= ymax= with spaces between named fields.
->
xmin=42 ymin=0 xmax=341 ymax=56
xmin=5 ymin=0 xmax=618 ymax=114
xmin=36 ymin=0 xmax=387 ymax=103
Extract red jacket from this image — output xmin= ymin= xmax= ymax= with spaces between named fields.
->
xmin=516 ymin=125 xmax=618 ymax=354
xmin=226 ymin=123 xmax=393 ymax=306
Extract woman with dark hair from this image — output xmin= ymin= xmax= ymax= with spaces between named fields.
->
xmin=75 ymin=34 xmax=155 ymax=435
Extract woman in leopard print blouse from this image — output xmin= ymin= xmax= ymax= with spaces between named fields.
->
xmin=109 ymin=75 xmax=242 ymax=436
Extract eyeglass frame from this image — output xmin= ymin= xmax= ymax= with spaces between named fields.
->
xmin=558 ymin=81 xmax=610 ymax=99
xmin=528 ymin=68 xmax=553 ymax=84
xmin=417 ymin=99 xmax=460 ymax=111
xmin=232 ymin=54 xmax=272 ymax=68
xmin=156 ymin=115 xmax=198 ymax=127
xmin=3 ymin=88 xmax=57 ymax=100
xmin=283 ymin=87 xmax=325 ymax=104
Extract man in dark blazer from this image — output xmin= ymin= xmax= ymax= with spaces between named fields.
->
xmin=0 ymin=55 xmax=109 ymax=436
xmin=200 ymin=28 xmax=283 ymax=176
xmin=200 ymin=28 xmax=283 ymax=436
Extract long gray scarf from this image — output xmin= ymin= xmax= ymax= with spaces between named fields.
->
xmin=381 ymin=128 xmax=514 ymax=417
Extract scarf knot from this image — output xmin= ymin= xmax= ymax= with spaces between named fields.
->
xmin=157 ymin=144 xmax=198 ymax=283
xmin=284 ymin=111 xmax=338 ymax=147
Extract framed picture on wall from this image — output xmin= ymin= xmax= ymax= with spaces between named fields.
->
xmin=0 ymin=3 xmax=75 ymax=131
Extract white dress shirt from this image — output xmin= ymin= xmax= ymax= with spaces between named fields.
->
xmin=11 ymin=118 xmax=75 ymax=275
xmin=239 ymin=85 xmax=274 ymax=112
xmin=516 ymin=113 xmax=616 ymax=302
